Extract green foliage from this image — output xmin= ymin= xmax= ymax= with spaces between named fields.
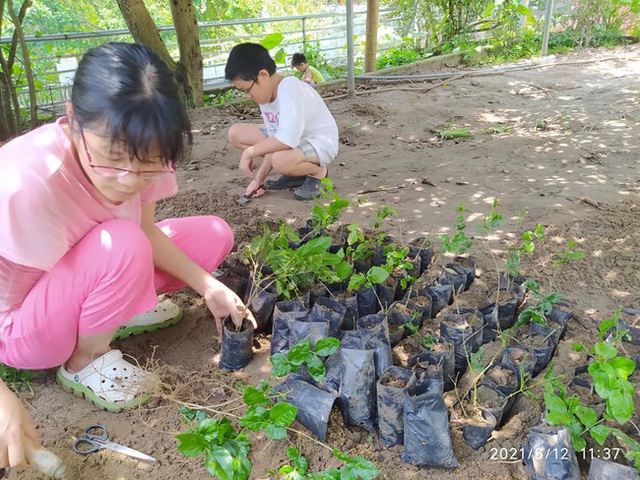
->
xmin=376 ymin=44 xmax=425 ymax=70
xmin=506 ymin=223 xmax=545 ymax=279
xmin=469 ymin=346 xmax=485 ymax=372
xmin=439 ymin=203 xmax=473 ymax=255
xmin=310 ymin=178 xmax=350 ymax=234
xmin=244 ymin=224 xmax=350 ymax=300
xmin=552 ymin=239 xmax=586 ymax=267
xmin=270 ymin=338 xmax=340 ymax=382
xmin=274 ymin=447 xmax=379 ymax=479
xmin=347 ymin=265 xmax=389 ymax=292
xmin=176 ymin=417 xmax=253 ymax=480
xmin=433 ymin=126 xmax=473 ymax=140
xmin=0 ymin=363 xmax=31 ymax=393
xmin=515 ymin=279 xmax=563 ymax=327
xmin=544 ymin=309 xmax=639 ymax=468
xmin=480 ymin=199 xmax=504 ymax=234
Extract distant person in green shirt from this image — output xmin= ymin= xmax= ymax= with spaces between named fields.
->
xmin=291 ymin=52 xmax=325 ymax=85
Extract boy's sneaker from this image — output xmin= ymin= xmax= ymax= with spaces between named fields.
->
xmin=293 ymin=176 xmax=323 ymax=201
xmin=264 ymin=175 xmax=306 ymax=190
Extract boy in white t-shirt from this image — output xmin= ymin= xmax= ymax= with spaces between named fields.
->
xmin=225 ymin=43 xmax=339 ymax=201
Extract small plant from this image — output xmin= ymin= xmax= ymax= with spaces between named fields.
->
xmin=310 ymin=178 xmax=350 ymax=235
xmin=401 ymin=319 xmax=437 ymax=350
xmin=515 ymin=279 xmax=563 ymax=327
xmin=244 ymin=223 xmax=351 ymax=301
xmin=506 ymin=223 xmax=545 ymax=279
xmin=439 ymin=203 xmax=473 ymax=255
xmin=270 ymin=338 xmax=341 ymax=382
xmin=552 ymin=239 xmax=585 ymax=268
xmin=273 ymin=446 xmax=380 ymax=479
xmin=381 ymin=244 xmax=416 ymax=289
xmin=347 ymin=265 xmax=389 ymax=292
xmin=545 ymin=309 xmax=639 ymax=468
xmin=0 ymin=363 xmax=31 ymax=393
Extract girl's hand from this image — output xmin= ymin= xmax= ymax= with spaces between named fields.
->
xmin=0 ymin=382 xmax=37 ymax=469
xmin=203 ymin=280 xmax=257 ymax=333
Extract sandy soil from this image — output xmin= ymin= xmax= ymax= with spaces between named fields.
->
xmin=8 ymin=45 xmax=640 ymax=480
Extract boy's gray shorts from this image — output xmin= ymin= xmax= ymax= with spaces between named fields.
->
xmin=259 ymin=125 xmax=330 ymax=167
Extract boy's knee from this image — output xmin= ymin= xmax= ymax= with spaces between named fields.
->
xmin=228 ymin=124 xmax=243 ymax=147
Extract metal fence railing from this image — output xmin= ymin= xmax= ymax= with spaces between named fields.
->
xmin=1 ymin=7 xmax=402 ymax=116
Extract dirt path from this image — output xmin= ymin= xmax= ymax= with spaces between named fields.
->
xmin=11 ymin=45 xmax=640 ymax=480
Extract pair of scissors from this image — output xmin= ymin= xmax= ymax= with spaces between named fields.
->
xmin=73 ymin=425 xmax=156 ymax=463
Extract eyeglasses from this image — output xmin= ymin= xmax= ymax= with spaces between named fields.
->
xmin=80 ymin=129 xmax=175 ymax=180
xmin=239 ymin=80 xmax=257 ymax=96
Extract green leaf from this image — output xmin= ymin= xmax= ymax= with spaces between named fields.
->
xmin=288 ymin=340 xmax=312 ymax=366
xmin=609 ymin=356 xmax=636 ymax=379
xmin=594 ymin=341 xmax=617 ymax=360
xmin=243 ymin=386 xmax=267 ymax=406
xmin=574 ymin=405 xmax=597 ymax=428
xmin=270 ymin=402 xmax=298 ymax=426
xmin=572 ymin=342 xmax=585 ymax=352
xmin=367 ymin=266 xmax=389 ymax=284
xmin=270 ymin=353 xmax=293 ymax=377
xmin=306 ymin=354 xmax=327 ymax=382
xmin=261 ymin=32 xmax=284 ymax=50
xmin=204 ymin=445 xmax=236 ymax=480
xmin=335 ymin=260 xmax=352 ymax=280
xmin=265 ymin=424 xmax=288 ymax=440
xmin=315 ymin=337 xmax=340 ymax=357
xmin=590 ymin=424 xmax=612 ymax=445
xmin=608 ymin=388 xmax=634 ymax=424
xmin=274 ymin=48 xmax=287 ymax=64
xmin=175 ymin=433 xmax=207 ymax=457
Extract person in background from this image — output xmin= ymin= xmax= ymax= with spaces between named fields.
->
xmin=291 ymin=52 xmax=326 ymax=85
xmin=225 ymin=43 xmax=338 ymax=201
xmin=0 ymin=42 xmax=255 ymax=471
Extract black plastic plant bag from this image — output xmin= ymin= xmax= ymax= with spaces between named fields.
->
xmin=483 ymin=285 xmax=522 ymax=333
xmin=408 ymin=236 xmax=432 ymax=273
xmin=219 ymin=317 xmax=254 ymax=371
xmin=309 ymin=296 xmax=346 ymax=339
xmin=387 ymin=301 xmax=419 ymax=346
xmin=408 ymin=345 xmax=456 ymax=391
xmin=522 ymin=425 xmax=580 ymax=480
xmin=376 ymin=277 xmax=398 ymax=312
xmin=217 ymin=264 xmax=250 ymax=299
xmin=452 ymin=256 xmax=476 ymax=290
xmin=334 ymin=290 xmax=358 ymax=331
xmin=405 ymin=253 xmax=422 ymax=280
xmin=619 ymin=308 xmax=640 ymax=345
xmin=406 ymin=351 xmax=444 ymax=383
xmin=244 ymin=277 xmax=278 ymax=332
xmin=271 ymin=300 xmax=309 ymax=355
xmin=275 ymin=377 xmax=338 ymax=441
xmin=460 ymin=406 xmax=497 ymax=450
xmin=321 ymin=347 xmax=377 ymax=430
xmin=357 ymin=285 xmax=378 ymax=317
xmin=356 ymin=314 xmax=393 ymax=379
xmin=548 ymin=309 xmax=572 ymax=340
xmin=470 ymin=383 xmax=511 ymax=427
xmin=376 ymin=366 xmax=413 ymax=446
xmin=501 ymin=346 xmax=537 ymax=385
xmin=401 ymin=377 xmax=458 ymax=468
xmin=289 ymin=320 xmax=329 ymax=349
xmin=588 ymin=458 xmax=639 ymax=480
xmin=439 ymin=311 xmax=484 ymax=373
xmin=480 ymin=361 xmax=520 ymax=396
xmin=426 ymin=284 xmax=453 ymax=317
xmin=438 ymin=264 xmax=468 ymax=295
xmin=404 ymin=291 xmax=433 ymax=321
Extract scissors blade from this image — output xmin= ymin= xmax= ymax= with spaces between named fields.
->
xmin=102 ymin=441 xmax=157 ymax=463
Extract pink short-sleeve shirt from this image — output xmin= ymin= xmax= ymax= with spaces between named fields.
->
xmin=0 ymin=117 xmax=177 ymax=326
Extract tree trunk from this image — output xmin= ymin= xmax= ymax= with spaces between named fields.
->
xmin=8 ymin=0 xmax=37 ymax=129
xmin=364 ymin=0 xmax=379 ymax=73
xmin=115 ymin=0 xmax=199 ymax=108
xmin=170 ymin=0 xmax=203 ymax=107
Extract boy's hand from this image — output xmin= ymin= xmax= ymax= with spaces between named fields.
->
xmin=239 ymin=150 xmax=255 ymax=178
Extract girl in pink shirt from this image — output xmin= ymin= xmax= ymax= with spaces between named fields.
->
xmin=0 ymin=42 xmax=255 ymax=471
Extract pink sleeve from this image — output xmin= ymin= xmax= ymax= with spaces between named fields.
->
xmin=140 ymin=173 xmax=178 ymax=205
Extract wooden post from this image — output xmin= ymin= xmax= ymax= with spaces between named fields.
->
xmin=364 ymin=0 xmax=379 ymax=73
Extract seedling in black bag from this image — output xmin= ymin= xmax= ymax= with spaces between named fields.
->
xmin=516 ymin=279 xmax=563 ymax=327
xmin=309 ymin=178 xmax=350 ymax=235
xmin=439 ymin=203 xmax=473 ymax=255
xmin=270 ymin=337 xmax=340 ymax=382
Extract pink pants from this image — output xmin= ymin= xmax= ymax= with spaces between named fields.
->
xmin=0 ymin=216 xmax=233 ymax=370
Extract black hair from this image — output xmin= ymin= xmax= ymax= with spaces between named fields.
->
xmin=224 ymin=43 xmax=276 ymax=82
xmin=71 ymin=42 xmax=192 ymax=166
xmin=291 ymin=52 xmax=307 ymax=67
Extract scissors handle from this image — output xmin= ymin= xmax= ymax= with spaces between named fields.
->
xmin=83 ymin=424 xmax=109 ymax=442
xmin=73 ymin=437 xmax=101 ymax=455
